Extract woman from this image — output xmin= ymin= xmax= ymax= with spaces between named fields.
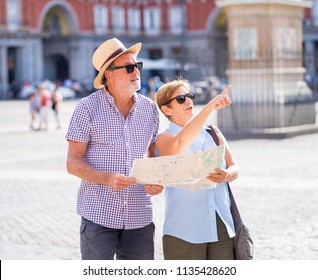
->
xmin=155 ymin=78 xmax=239 ymax=260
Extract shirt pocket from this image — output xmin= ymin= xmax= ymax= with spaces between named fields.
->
xmin=92 ymin=123 xmax=123 ymax=148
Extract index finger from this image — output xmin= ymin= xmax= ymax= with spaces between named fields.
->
xmin=220 ymin=85 xmax=231 ymax=96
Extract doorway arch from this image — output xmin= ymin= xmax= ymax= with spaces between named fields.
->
xmin=207 ymin=8 xmax=228 ymax=81
xmin=39 ymin=2 xmax=78 ymax=82
xmin=38 ymin=1 xmax=79 ymax=35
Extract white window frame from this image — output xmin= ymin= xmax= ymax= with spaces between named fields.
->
xmin=128 ymin=8 xmax=141 ymax=33
xmin=234 ymin=28 xmax=257 ymax=60
xmin=6 ymin=0 xmax=21 ymax=31
xmin=275 ymin=27 xmax=297 ymax=59
xmin=94 ymin=4 xmax=108 ymax=34
xmin=169 ymin=5 xmax=183 ymax=34
xmin=144 ymin=7 xmax=161 ymax=35
xmin=112 ymin=6 xmax=125 ymax=32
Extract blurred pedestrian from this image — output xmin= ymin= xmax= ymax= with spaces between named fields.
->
xmin=51 ymin=85 xmax=63 ymax=129
xmin=65 ymin=38 xmax=163 ymax=260
xmin=147 ymin=76 xmax=162 ymax=100
xmin=155 ymin=78 xmax=239 ymax=260
xmin=8 ymin=80 xmax=20 ymax=99
xmin=38 ymin=85 xmax=51 ymax=131
xmin=29 ymin=91 xmax=40 ymax=130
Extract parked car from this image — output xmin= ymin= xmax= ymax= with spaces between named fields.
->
xmin=19 ymin=84 xmax=36 ymax=99
xmin=58 ymin=86 xmax=76 ymax=99
xmin=191 ymin=76 xmax=223 ymax=104
xmin=284 ymin=81 xmax=313 ymax=103
xmin=18 ymin=80 xmax=76 ymax=100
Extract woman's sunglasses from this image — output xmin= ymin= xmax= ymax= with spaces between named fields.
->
xmin=110 ymin=62 xmax=143 ymax=73
xmin=163 ymin=92 xmax=196 ymax=105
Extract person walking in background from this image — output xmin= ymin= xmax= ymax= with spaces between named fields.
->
xmin=65 ymin=38 xmax=163 ymax=260
xmin=154 ymin=78 xmax=239 ymax=260
xmin=38 ymin=85 xmax=51 ymax=131
xmin=51 ymin=84 xmax=63 ymax=129
xmin=29 ymin=91 xmax=40 ymax=130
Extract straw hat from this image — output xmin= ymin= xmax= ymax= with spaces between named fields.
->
xmin=92 ymin=38 xmax=142 ymax=89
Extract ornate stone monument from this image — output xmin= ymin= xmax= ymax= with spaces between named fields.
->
xmin=216 ymin=0 xmax=316 ymax=136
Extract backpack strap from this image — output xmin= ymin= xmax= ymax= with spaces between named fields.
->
xmin=206 ymin=125 xmax=219 ymax=146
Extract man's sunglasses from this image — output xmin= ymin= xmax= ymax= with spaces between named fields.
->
xmin=110 ymin=62 xmax=143 ymax=73
xmin=163 ymin=92 xmax=196 ymax=105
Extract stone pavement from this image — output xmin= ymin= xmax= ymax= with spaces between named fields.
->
xmin=0 ymin=99 xmax=318 ymax=260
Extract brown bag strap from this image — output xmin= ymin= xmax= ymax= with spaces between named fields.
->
xmin=206 ymin=125 xmax=243 ymax=226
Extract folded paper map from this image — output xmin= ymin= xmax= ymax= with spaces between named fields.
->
xmin=130 ymin=145 xmax=225 ymax=191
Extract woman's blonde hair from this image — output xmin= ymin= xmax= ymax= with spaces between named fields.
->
xmin=155 ymin=78 xmax=191 ymax=119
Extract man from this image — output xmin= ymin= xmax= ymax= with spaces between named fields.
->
xmin=66 ymin=38 xmax=163 ymax=260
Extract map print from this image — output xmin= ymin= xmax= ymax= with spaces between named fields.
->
xmin=130 ymin=145 xmax=225 ymax=191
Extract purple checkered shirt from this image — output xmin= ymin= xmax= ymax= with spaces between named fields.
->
xmin=65 ymin=88 xmax=159 ymax=229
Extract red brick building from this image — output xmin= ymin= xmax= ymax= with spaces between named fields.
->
xmin=0 ymin=0 xmax=313 ymax=99
xmin=0 ymin=0 xmax=228 ymax=98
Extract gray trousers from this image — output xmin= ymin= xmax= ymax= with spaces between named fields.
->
xmin=80 ymin=217 xmax=155 ymax=260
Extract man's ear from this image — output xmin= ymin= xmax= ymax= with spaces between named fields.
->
xmin=104 ymin=70 xmax=112 ymax=81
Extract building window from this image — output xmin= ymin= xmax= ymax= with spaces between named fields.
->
xmin=112 ymin=6 xmax=125 ymax=32
xmin=234 ymin=28 xmax=257 ymax=60
xmin=94 ymin=4 xmax=108 ymax=33
xmin=276 ymin=27 xmax=297 ymax=59
xmin=128 ymin=8 xmax=141 ymax=33
xmin=6 ymin=0 xmax=20 ymax=31
xmin=144 ymin=7 xmax=161 ymax=35
xmin=48 ymin=14 xmax=61 ymax=35
xmin=169 ymin=5 xmax=183 ymax=34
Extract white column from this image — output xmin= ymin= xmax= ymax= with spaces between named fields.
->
xmin=304 ymin=40 xmax=315 ymax=81
xmin=69 ymin=40 xmax=94 ymax=81
xmin=21 ymin=39 xmax=43 ymax=82
xmin=313 ymin=0 xmax=318 ymax=26
xmin=0 ymin=47 xmax=8 ymax=99
xmin=33 ymin=40 xmax=44 ymax=82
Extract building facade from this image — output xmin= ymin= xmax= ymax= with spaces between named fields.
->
xmin=0 ymin=0 xmax=228 ymax=99
xmin=303 ymin=0 xmax=318 ymax=94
